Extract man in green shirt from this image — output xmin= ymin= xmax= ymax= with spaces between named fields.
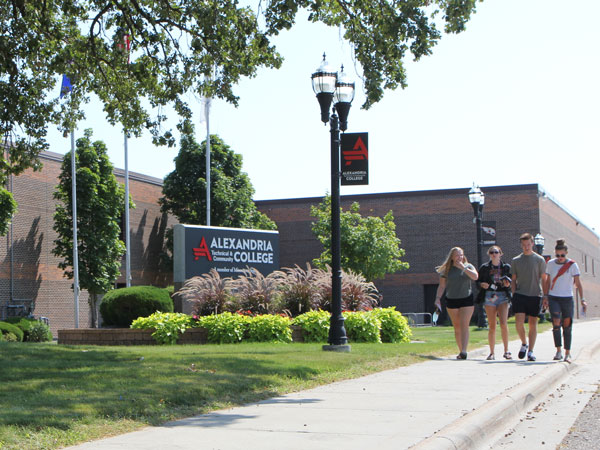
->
xmin=511 ymin=233 xmax=548 ymax=361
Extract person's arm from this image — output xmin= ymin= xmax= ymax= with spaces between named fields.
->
xmin=574 ymin=276 xmax=586 ymax=312
xmin=542 ymin=271 xmax=550 ymax=309
xmin=478 ymin=264 xmax=489 ymax=289
xmin=462 ymin=263 xmax=478 ymax=281
xmin=435 ymin=277 xmax=446 ymax=310
xmin=511 ymin=274 xmax=517 ymax=295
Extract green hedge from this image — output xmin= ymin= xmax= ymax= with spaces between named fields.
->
xmin=0 ymin=321 xmax=24 ymax=342
xmin=100 ymin=286 xmax=173 ymax=327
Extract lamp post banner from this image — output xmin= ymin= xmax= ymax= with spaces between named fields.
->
xmin=482 ymin=220 xmax=497 ymax=246
xmin=341 ymin=132 xmax=368 ymax=185
xmin=173 ymin=224 xmax=279 ymax=282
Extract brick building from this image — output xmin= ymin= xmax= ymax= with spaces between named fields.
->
xmin=0 ymin=151 xmax=175 ymax=335
xmin=256 ymin=184 xmax=600 ymax=317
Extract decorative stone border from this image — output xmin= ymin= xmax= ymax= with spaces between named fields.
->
xmin=58 ymin=325 xmax=305 ymax=345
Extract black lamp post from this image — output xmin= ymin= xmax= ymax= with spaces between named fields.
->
xmin=534 ymin=233 xmax=547 ymax=322
xmin=534 ymin=233 xmax=545 ymax=256
xmin=468 ymin=185 xmax=487 ymax=329
xmin=312 ymin=54 xmax=354 ymax=352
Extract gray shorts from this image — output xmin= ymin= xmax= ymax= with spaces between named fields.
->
xmin=548 ymin=295 xmax=574 ymax=319
xmin=484 ymin=291 xmax=510 ymax=307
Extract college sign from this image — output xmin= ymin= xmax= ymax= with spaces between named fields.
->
xmin=341 ymin=132 xmax=369 ymax=185
xmin=173 ymin=224 xmax=280 ymax=283
xmin=482 ymin=220 xmax=497 ymax=246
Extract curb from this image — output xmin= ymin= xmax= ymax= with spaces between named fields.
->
xmin=382 ymin=336 xmax=600 ymax=450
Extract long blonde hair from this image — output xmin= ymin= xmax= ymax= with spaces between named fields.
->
xmin=436 ymin=247 xmax=469 ymax=277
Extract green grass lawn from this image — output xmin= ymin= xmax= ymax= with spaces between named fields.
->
xmin=0 ymin=320 xmax=551 ymax=450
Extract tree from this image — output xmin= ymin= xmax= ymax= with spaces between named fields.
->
xmin=1 ymin=0 xmax=481 ymax=233
xmin=160 ymin=127 xmax=276 ymax=230
xmin=53 ymin=129 xmax=128 ymax=327
xmin=311 ymin=195 xmax=409 ymax=281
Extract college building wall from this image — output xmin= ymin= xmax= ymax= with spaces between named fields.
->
xmin=0 ymin=151 xmax=175 ymax=335
xmin=257 ymin=184 xmax=600 ymax=316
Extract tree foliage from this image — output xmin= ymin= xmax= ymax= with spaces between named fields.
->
xmin=1 ymin=0 xmax=481 ymax=232
xmin=53 ymin=129 xmax=128 ymax=327
xmin=160 ymin=128 xmax=276 ymax=230
xmin=311 ymin=195 xmax=409 ymax=281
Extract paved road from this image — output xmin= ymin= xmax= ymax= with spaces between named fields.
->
xmin=559 ymin=385 xmax=600 ymax=449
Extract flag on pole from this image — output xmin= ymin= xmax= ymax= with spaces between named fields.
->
xmin=117 ymin=34 xmax=131 ymax=63
xmin=60 ymin=75 xmax=73 ymax=98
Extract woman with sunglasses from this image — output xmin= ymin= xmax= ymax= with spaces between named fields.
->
xmin=477 ymin=246 xmax=512 ymax=360
xmin=543 ymin=239 xmax=585 ymax=362
xmin=435 ymin=247 xmax=479 ymax=359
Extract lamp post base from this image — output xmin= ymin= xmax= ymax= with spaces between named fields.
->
xmin=322 ymin=344 xmax=352 ymax=352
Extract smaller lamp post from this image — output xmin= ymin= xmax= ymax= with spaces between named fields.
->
xmin=534 ymin=233 xmax=545 ymax=256
xmin=534 ymin=233 xmax=546 ymax=321
xmin=312 ymin=54 xmax=354 ymax=352
xmin=468 ymin=185 xmax=487 ymax=329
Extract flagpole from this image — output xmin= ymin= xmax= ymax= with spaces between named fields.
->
xmin=205 ymin=96 xmax=211 ymax=227
xmin=71 ymin=130 xmax=80 ymax=328
xmin=124 ymin=133 xmax=131 ymax=287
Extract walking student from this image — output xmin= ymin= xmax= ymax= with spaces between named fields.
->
xmin=477 ymin=246 xmax=512 ymax=360
xmin=511 ymin=233 xmax=547 ymax=361
xmin=435 ymin=247 xmax=479 ymax=360
xmin=543 ymin=239 xmax=586 ymax=363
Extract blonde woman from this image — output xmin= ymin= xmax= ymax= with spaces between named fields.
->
xmin=435 ymin=247 xmax=479 ymax=359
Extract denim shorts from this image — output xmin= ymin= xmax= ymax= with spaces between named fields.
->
xmin=484 ymin=291 xmax=510 ymax=307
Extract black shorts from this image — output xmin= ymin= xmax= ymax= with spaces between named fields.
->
xmin=512 ymin=293 xmax=542 ymax=317
xmin=446 ymin=294 xmax=474 ymax=309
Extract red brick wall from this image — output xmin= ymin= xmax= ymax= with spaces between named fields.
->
xmin=258 ymin=184 xmax=600 ymax=315
xmin=0 ymin=151 xmax=177 ymax=335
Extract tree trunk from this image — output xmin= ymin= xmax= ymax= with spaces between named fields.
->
xmin=89 ymin=293 xmax=98 ymax=328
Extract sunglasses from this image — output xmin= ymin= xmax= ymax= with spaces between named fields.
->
xmin=489 ymin=250 xmax=500 ymax=254
xmin=555 ymin=254 xmax=566 ymax=258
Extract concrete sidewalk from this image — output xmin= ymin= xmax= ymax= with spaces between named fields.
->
xmin=65 ymin=319 xmax=600 ymax=450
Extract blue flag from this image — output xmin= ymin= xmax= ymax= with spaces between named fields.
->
xmin=60 ymin=75 xmax=73 ymax=98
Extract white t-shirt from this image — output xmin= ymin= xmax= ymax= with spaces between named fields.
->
xmin=545 ymin=259 xmax=580 ymax=297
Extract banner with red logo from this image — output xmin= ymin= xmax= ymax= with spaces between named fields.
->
xmin=174 ymin=224 xmax=279 ymax=283
xmin=341 ymin=132 xmax=368 ymax=185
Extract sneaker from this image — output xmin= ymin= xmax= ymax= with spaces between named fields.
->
xmin=486 ymin=354 xmax=495 ymax=360
xmin=527 ymin=351 xmax=536 ymax=362
xmin=564 ymin=354 xmax=572 ymax=363
xmin=503 ymin=352 xmax=512 ymax=360
xmin=553 ymin=351 xmax=563 ymax=361
xmin=518 ymin=344 xmax=528 ymax=359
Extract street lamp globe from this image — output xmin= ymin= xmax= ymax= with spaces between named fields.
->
xmin=534 ymin=233 xmax=545 ymax=255
xmin=468 ymin=185 xmax=484 ymax=217
xmin=311 ymin=54 xmax=337 ymax=124
xmin=334 ymin=65 xmax=355 ymax=131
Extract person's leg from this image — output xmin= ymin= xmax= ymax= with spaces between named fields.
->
xmin=497 ymin=302 xmax=510 ymax=354
xmin=446 ymin=307 xmax=462 ymax=354
xmin=549 ymin=297 xmax=563 ymax=358
xmin=515 ymin=313 xmax=527 ymax=344
xmin=528 ymin=315 xmax=539 ymax=352
xmin=459 ymin=306 xmax=474 ymax=353
xmin=485 ymin=304 xmax=497 ymax=357
xmin=562 ymin=297 xmax=574 ymax=360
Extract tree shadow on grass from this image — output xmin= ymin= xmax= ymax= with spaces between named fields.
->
xmin=0 ymin=344 xmax=321 ymax=432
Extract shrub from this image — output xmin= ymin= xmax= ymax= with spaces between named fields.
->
xmin=232 ymin=268 xmax=283 ymax=315
xmin=278 ymin=264 xmax=323 ymax=316
xmin=292 ymin=310 xmax=330 ymax=342
xmin=3 ymin=332 xmax=18 ymax=342
xmin=247 ymin=315 xmax=292 ymax=343
xmin=343 ymin=311 xmax=381 ymax=343
xmin=370 ymin=307 xmax=412 ymax=343
xmin=341 ymin=270 xmax=379 ymax=311
xmin=131 ymin=312 xmax=193 ymax=345
xmin=195 ymin=312 xmax=250 ymax=344
xmin=28 ymin=321 xmax=53 ymax=342
xmin=4 ymin=317 xmax=36 ymax=341
xmin=174 ymin=269 xmax=234 ymax=316
xmin=0 ymin=321 xmax=24 ymax=342
xmin=100 ymin=286 xmax=173 ymax=327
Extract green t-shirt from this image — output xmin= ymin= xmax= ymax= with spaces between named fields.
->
xmin=443 ymin=264 xmax=474 ymax=299
xmin=511 ymin=252 xmax=546 ymax=297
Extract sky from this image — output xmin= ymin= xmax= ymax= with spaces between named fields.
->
xmin=46 ymin=0 xmax=600 ymax=234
